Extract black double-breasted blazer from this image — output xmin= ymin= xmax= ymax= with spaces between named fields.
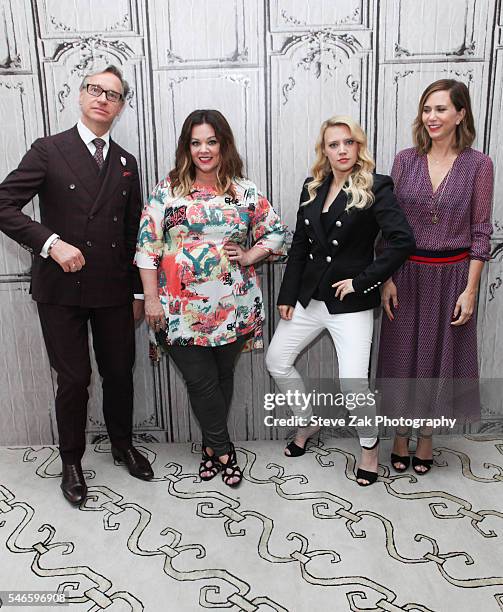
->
xmin=277 ymin=173 xmax=415 ymax=313
xmin=0 ymin=125 xmax=142 ymax=307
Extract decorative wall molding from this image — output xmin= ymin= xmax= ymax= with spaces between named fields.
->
xmin=487 ymin=49 xmax=503 ymax=236
xmin=48 ymin=36 xmax=135 ymax=64
xmin=150 ymin=0 xmax=257 ymax=69
xmin=381 ymin=0 xmax=494 ymax=62
xmin=270 ymin=0 xmax=369 ymax=32
xmin=36 ymin=0 xmax=140 ymax=37
xmin=0 ymin=0 xmax=34 ymax=72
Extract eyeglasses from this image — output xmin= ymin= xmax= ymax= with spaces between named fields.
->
xmin=85 ymin=83 xmax=123 ymax=103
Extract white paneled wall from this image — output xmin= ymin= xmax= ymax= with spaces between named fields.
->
xmin=0 ymin=0 xmax=501 ymax=445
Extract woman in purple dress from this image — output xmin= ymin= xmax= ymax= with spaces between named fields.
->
xmin=377 ymin=79 xmax=493 ymax=475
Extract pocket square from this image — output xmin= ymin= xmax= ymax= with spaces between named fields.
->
xmin=123 ymin=171 xmax=133 ymax=177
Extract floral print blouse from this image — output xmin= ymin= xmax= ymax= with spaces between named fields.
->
xmin=135 ymin=177 xmax=286 ymax=351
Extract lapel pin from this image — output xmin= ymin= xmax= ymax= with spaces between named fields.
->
xmin=120 ymin=156 xmax=127 ymax=166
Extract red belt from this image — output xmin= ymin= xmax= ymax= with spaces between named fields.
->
xmin=408 ymin=250 xmax=470 ymax=264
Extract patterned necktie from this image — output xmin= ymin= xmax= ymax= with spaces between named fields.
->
xmin=92 ymin=138 xmax=106 ymax=170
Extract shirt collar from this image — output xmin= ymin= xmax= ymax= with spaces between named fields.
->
xmin=77 ymin=120 xmax=111 ymax=148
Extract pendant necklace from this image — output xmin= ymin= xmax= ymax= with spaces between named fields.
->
xmin=429 ymin=162 xmax=454 ymax=225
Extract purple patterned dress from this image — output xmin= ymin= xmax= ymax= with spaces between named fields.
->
xmin=376 ymin=147 xmax=493 ymax=420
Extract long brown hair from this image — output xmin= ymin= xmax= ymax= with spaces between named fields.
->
xmin=169 ymin=109 xmax=244 ymax=197
xmin=303 ymin=115 xmax=375 ymax=211
xmin=413 ymin=79 xmax=475 ymax=154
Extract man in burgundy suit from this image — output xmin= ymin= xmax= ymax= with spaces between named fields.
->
xmin=0 ymin=65 xmax=153 ymax=505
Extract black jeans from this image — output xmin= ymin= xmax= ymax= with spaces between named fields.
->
xmin=167 ymin=335 xmax=249 ymax=456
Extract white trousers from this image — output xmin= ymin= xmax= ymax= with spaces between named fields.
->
xmin=266 ymin=300 xmax=377 ymax=446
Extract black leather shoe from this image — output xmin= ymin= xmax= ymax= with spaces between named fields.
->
xmin=61 ymin=463 xmax=87 ymax=505
xmin=111 ymin=446 xmax=153 ymax=480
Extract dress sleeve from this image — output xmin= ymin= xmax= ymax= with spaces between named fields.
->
xmin=390 ymin=151 xmax=403 ymax=187
xmin=134 ymin=179 xmax=168 ymax=269
xmin=469 ymin=156 xmax=493 ymax=261
xmin=250 ymin=191 xmax=287 ymax=258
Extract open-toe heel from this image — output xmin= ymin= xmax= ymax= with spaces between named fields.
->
xmin=284 ymin=440 xmax=307 ymax=457
xmin=390 ymin=427 xmax=411 ymax=473
xmin=356 ymin=437 xmax=379 ymax=487
xmin=284 ymin=425 xmax=321 ymax=457
xmin=412 ymin=430 xmax=433 ymax=475
xmin=199 ymin=446 xmax=221 ymax=481
xmin=390 ymin=452 xmax=411 ymax=472
xmin=220 ymin=443 xmax=242 ymax=488
xmin=412 ymin=456 xmax=433 ymax=474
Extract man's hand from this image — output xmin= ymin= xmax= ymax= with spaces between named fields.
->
xmin=49 ymin=240 xmax=85 ymax=272
xmin=132 ymin=299 xmax=144 ymax=323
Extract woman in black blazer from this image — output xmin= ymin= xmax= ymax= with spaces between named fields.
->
xmin=266 ymin=115 xmax=415 ymax=486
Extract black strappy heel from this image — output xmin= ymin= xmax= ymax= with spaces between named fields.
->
xmin=219 ymin=443 xmax=243 ymax=488
xmin=199 ymin=446 xmax=221 ymax=481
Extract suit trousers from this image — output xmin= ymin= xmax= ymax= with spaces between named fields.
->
xmin=37 ymin=302 xmax=135 ymax=463
xmin=266 ymin=300 xmax=377 ymax=446
xmin=167 ymin=334 xmax=249 ymax=456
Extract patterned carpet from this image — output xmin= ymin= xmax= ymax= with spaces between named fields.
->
xmin=1 ymin=436 xmax=503 ymax=611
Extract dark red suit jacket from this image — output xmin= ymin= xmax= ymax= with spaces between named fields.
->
xmin=0 ymin=125 xmax=142 ymax=307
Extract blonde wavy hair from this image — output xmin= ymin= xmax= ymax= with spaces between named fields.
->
xmin=303 ymin=116 xmax=375 ymax=211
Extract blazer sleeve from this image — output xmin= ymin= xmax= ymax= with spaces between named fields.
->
xmin=124 ymin=156 xmax=143 ymax=294
xmin=276 ymin=179 xmax=311 ymax=306
xmin=0 ymin=138 xmax=54 ymax=254
xmin=351 ymin=174 xmax=415 ymax=294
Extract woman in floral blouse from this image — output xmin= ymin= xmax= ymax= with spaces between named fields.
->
xmin=135 ymin=109 xmax=285 ymax=487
